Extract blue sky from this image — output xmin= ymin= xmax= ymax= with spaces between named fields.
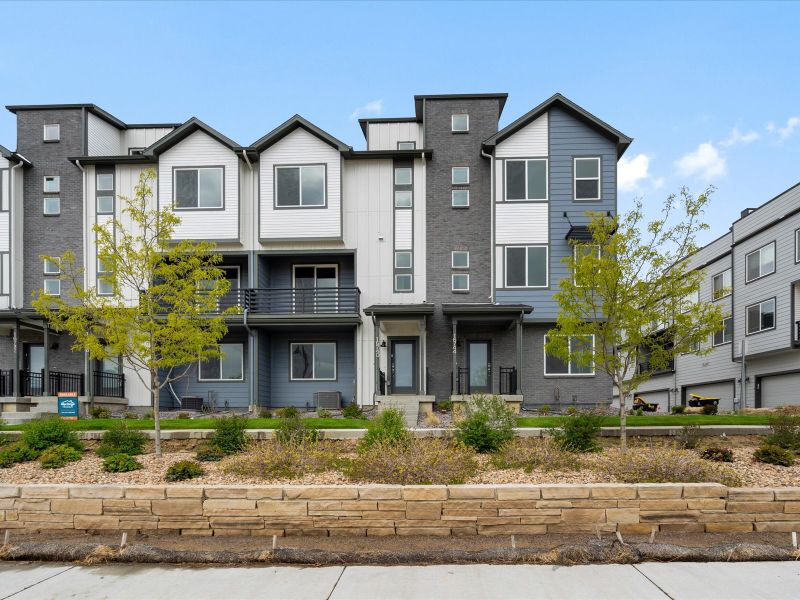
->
xmin=1 ymin=1 xmax=798 ymax=244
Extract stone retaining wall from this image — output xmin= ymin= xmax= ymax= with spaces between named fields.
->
xmin=2 ymin=484 xmax=800 ymax=537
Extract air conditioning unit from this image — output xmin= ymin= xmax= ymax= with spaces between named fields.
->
xmin=181 ymin=396 xmax=203 ymax=411
xmin=314 ymin=391 xmax=341 ymax=410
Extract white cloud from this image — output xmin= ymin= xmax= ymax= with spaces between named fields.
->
xmin=349 ymin=99 xmax=384 ymax=121
xmin=652 ymin=177 xmax=665 ymax=190
xmin=720 ymin=127 xmax=759 ymax=147
xmin=618 ymin=153 xmax=652 ymax=191
xmin=675 ymin=142 xmax=727 ymax=180
xmin=772 ymin=116 xmax=800 ymax=141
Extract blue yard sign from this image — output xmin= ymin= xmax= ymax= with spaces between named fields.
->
xmin=57 ymin=392 xmax=79 ymax=420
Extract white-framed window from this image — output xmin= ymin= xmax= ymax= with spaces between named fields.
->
xmin=290 ymin=342 xmax=336 ymax=381
xmin=451 ymin=167 xmax=470 ymax=185
xmin=712 ymin=269 xmax=732 ymax=300
xmin=43 ymin=279 xmax=61 ymax=296
xmin=175 ymin=167 xmax=224 ymax=209
xmin=451 ymin=273 xmax=469 ymax=291
xmin=43 ymin=123 xmax=60 ymax=142
xmin=43 ymin=258 xmax=60 ymax=275
xmin=713 ymin=316 xmax=733 ymax=346
xmin=796 ymin=228 xmax=800 ymax=263
xmin=505 ymin=158 xmax=548 ymax=201
xmin=451 ymin=190 xmax=469 ymax=207
xmin=43 ymin=197 xmax=60 ymax=216
xmin=97 ymin=258 xmax=114 ymax=296
xmin=44 ymin=176 xmax=60 ymax=193
xmin=745 ymin=242 xmax=775 ymax=282
xmin=746 ymin=298 xmax=776 ymax=335
xmin=544 ymin=335 xmax=595 ymax=376
xmin=394 ymin=190 xmax=413 ymax=208
xmin=394 ymin=273 xmax=413 ymax=292
xmin=504 ymin=246 xmax=548 ymax=288
xmin=199 ymin=342 xmax=244 ymax=381
xmin=451 ymin=251 xmax=469 ymax=269
xmin=96 ymin=174 xmax=114 ymax=191
xmin=451 ymin=114 xmax=469 ymax=132
xmin=97 ymin=196 xmax=115 ymax=214
xmin=394 ymin=251 xmax=412 ymax=269
xmin=394 ymin=167 xmax=413 ymax=186
xmin=397 ymin=141 xmax=416 ymax=150
xmin=574 ymin=157 xmax=601 ymax=200
xmin=573 ymin=244 xmax=600 ymax=286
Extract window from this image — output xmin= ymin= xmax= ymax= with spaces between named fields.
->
xmin=43 ymin=258 xmax=60 ymax=275
xmin=43 ymin=197 xmax=60 ymax=215
xmin=451 ymin=114 xmax=469 ymax=132
xmin=128 ymin=147 xmax=145 ymax=156
xmin=290 ymin=342 xmax=336 ymax=380
xmin=796 ymin=228 xmax=800 ymax=264
xmin=505 ymin=159 xmax=548 ymax=201
xmin=574 ymin=157 xmax=601 ymax=200
xmin=97 ymin=259 xmax=113 ymax=296
xmin=199 ymin=343 xmax=244 ymax=381
xmin=395 ymin=251 xmax=412 ymax=269
xmin=394 ymin=167 xmax=412 ymax=186
xmin=451 ymin=251 xmax=469 ymax=269
xmin=175 ymin=167 xmax=224 ymax=209
xmin=44 ymin=176 xmax=60 ymax=193
xmin=745 ymin=242 xmax=775 ymax=282
xmin=712 ymin=269 xmax=732 ymax=300
xmin=505 ymin=246 xmax=548 ymax=288
xmin=451 ymin=167 xmax=469 ymax=185
xmin=452 ymin=273 xmax=469 ymax=291
xmin=451 ymin=190 xmax=469 ymax=207
xmin=43 ymin=279 xmax=61 ymax=296
xmin=544 ymin=335 xmax=595 ymax=376
xmin=394 ymin=190 xmax=413 ymax=208
xmin=397 ymin=141 xmax=416 ymax=150
xmin=394 ymin=274 xmax=412 ymax=292
xmin=713 ymin=316 xmax=733 ymax=346
xmin=43 ymin=123 xmax=60 ymax=142
xmin=96 ymin=174 xmax=114 ymax=191
xmin=97 ymin=196 xmax=114 ymax=214
xmin=573 ymin=244 xmax=600 ymax=286
xmin=746 ymin=298 xmax=776 ymax=334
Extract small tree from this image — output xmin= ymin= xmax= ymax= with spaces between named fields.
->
xmin=33 ymin=168 xmax=235 ymax=456
xmin=545 ymin=188 xmax=725 ymax=451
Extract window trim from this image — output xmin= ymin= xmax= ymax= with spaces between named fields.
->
xmin=97 ymin=258 xmax=114 ymax=297
xmin=451 ymin=189 xmax=469 ymax=208
xmin=43 ymin=258 xmax=60 ymax=275
xmin=394 ymin=251 xmax=412 ymax=270
xmin=451 ymin=273 xmax=470 ymax=292
xmin=394 ymin=190 xmax=413 ymax=208
xmin=544 ymin=334 xmax=596 ymax=377
xmin=43 ymin=279 xmax=61 ymax=296
xmin=744 ymin=241 xmax=776 ymax=283
xmin=393 ymin=166 xmax=413 ymax=186
xmin=289 ymin=341 xmax=337 ymax=381
xmin=712 ymin=268 xmax=732 ymax=301
xmin=97 ymin=195 xmax=115 ymax=215
xmin=43 ymin=176 xmax=60 ymax=194
xmin=394 ymin=273 xmax=413 ymax=293
xmin=96 ymin=173 xmax=114 ymax=192
xmin=42 ymin=196 xmax=61 ymax=216
xmin=745 ymin=297 xmax=777 ymax=335
xmin=505 ymin=158 xmax=549 ymax=202
xmin=451 ymin=114 xmax=469 ymax=133
xmin=712 ymin=316 xmax=733 ymax=347
xmin=198 ymin=342 xmax=245 ymax=382
xmin=795 ymin=228 xmax=800 ymax=264
xmin=397 ymin=141 xmax=416 ymax=150
xmin=451 ymin=251 xmax=470 ymax=269
xmin=173 ymin=166 xmax=225 ymax=211
xmin=43 ymin=123 xmax=60 ymax=142
xmin=573 ymin=157 xmax=601 ymax=201
xmin=451 ymin=167 xmax=470 ymax=185
xmin=504 ymin=245 xmax=549 ymax=289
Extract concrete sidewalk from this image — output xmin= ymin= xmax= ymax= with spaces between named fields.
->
xmin=2 ymin=561 xmax=799 ymax=599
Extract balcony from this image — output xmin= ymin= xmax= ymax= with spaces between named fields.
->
xmin=0 ymin=369 xmax=125 ymax=399
xmin=217 ymin=287 xmax=361 ymax=316
xmin=637 ymin=359 xmax=675 ymax=375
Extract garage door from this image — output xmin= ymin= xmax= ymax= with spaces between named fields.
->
xmin=636 ymin=390 xmax=670 ymax=413
xmin=759 ymin=373 xmax=800 ymax=408
xmin=686 ymin=381 xmax=736 ymax=412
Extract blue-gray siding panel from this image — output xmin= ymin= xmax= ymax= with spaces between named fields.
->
xmin=257 ymin=329 xmax=270 ymax=407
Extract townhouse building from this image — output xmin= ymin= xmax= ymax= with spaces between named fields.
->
xmin=632 ymin=182 xmax=800 ymax=411
xmin=0 ymin=93 xmax=632 ymax=419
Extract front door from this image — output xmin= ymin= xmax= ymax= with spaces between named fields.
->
xmin=23 ymin=344 xmax=44 ymax=396
xmin=467 ymin=341 xmax=491 ymax=393
xmin=390 ymin=339 xmax=417 ymax=394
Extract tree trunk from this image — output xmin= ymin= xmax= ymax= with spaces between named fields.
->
xmin=151 ymin=369 xmax=162 ymax=457
xmin=618 ymin=385 xmax=627 ymax=453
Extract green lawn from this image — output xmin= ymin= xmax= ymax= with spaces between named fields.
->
xmin=0 ymin=417 xmax=370 ymax=432
xmin=515 ymin=414 xmax=772 ymax=428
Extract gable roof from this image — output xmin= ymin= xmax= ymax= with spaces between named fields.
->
xmin=482 ymin=93 xmax=633 ymax=158
xmin=144 ymin=117 xmax=244 ymax=156
xmin=251 ymin=114 xmax=350 ymax=153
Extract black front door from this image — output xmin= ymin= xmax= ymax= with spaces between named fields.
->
xmin=23 ymin=344 xmax=44 ymax=396
xmin=467 ymin=340 xmax=491 ymax=393
xmin=390 ymin=339 xmax=417 ymax=394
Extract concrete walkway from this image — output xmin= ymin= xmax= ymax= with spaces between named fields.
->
xmin=2 ymin=561 xmax=799 ymax=599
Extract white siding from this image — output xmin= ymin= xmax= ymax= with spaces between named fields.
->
xmin=734 ymin=184 xmax=800 ymax=240
xmin=122 ymin=127 xmax=175 ymax=153
xmin=87 ymin=113 xmax=122 ymax=155
xmin=158 ymin=130 xmax=240 ymax=242
xmin=366 ymin=121 xmax=423 ymax=151
xmin=394 ymin=209 xmax=412 ymax=250
xmin=496 ymin=203 xmax=549 ymax=244
xmin=259 ymin=128 xmax=341 ymax=241
xmin=495 ymin=246 xmax=504 ymax=289
xmin=495 ymin=113 xmax=548 ymax=158
xmin=1 ymin=167 xmax=8 ymax=210
xmin=0 ymin=213 xmax=9 ymax=252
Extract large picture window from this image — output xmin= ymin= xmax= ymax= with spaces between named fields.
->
xmin=544 ymin=335 xmax=595 ymax=376
xmin=745 ymin=242 xmax=775 ymax=282
xmin=505 ymin=159 xmax=547 ymax=201
xmin=276 ymin=165 xmax=326 ymax=207
xmin=174 ymin=167 xmax=223 ymax=209
xmin=746 ymin=298 xmax=776 ymax=335
xmin=199 ymin=343 xmax=243 ymax=381
xmin=290 ymin=342 xmax=336 ymax=380
xmin=504 ymin=246 xmax=548 ymax=288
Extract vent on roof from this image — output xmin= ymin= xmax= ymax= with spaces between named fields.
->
xmin=740 ymin=208 xmax=755 ymax=218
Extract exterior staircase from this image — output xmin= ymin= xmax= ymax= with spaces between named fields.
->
xmin=376 ymin=395 xmax=432 ymax=427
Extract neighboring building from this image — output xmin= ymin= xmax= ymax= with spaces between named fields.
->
xmin=0 ymin=93 xmax=632 ymax=417
xmin=632 ymin=182 xmax=800 ymax=411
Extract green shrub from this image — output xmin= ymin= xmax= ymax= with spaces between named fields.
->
xmin=274 ymin=416 xmax=319 ymax=445
xmin=177 ymin=412 xmax=191 ymax=420
xmin=491 ymin=439 xmax=580 ymax=472
xmin=143 ymin=410 xmax=154 ymax=420
xmin=165 ymin=460 xmax=204 ymax=482
xmin=754 ymin=444 xmax=795 ymax=466
xmin=103 ymin=453 xmax=143 ymax=473
xmin=90 ymin=406 xmax=111 ymax=419
xmin=359 ymin=409 xmax=411 ymax=451
xmin=195 ymin=441 xmax=225 ymax=462
xmin=345 ymin=439 xmax=477 ymax=485
xmin=671 ymin=404 xmax=686 ymax=414
xmin=123 ymin=411 xmax=140 ymax=420
xmin=702 ymin=404 xmax=718 ymax=415
xmin=276 ymin=406 xmax=300 ymax=419
xmin=538 ymin=404 xmax=551 ymax=415
xmin=22 ymin=417 xmax=82 ymax=452
xmin=677 ymin=425 xmax=703 ymax=450
xmin=317 ymin=408 xmax=332 ymax=419
xmin=210 ymin=415 xmax=249 ymax=454
xmin=97 ymin=423 xmax=148 ymax=457
xmin=565 ymin=406 xmax=578 ymax=415
xmin=551 ymin=412 xmax=603 ymax=453
xmin=700 ymin=446 xmax=734 ymax=462
xmin=259 ymin=409 xmax=273 ymax=419
xmin=455 ymin=395 xmax=516 ymax=453
xmin=631 ymin=407 xmax=644 ymax=416
xmin=597 ymin=447 xmax=741 ymax=486
xmin=39 ymin=444 xmax=82 ymax=469
xmin=0 ymin=442 xmax=41 ymax=468
xmin=342 ymin=403 xmax=364 ymax=419
xmin=765 ymin=414 xmax=800 ymax=453
xmin=224 ymin=441 xmax=340 ymax=479
xmin=436 ymin=399 xmax=453 ymax=412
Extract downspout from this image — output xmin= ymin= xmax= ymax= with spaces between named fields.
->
xmin=241 ymin=150 xmax=258 ymax=413
xmin=481 ymin=148 xmax=495 ymax=303
xmin=75 ymin=160 xmax=94 ymax=409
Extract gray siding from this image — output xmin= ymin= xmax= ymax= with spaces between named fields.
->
xmin=257 ymin=330 xmax=270 ymax=407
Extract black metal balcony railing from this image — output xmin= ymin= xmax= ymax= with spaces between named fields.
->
xmin=202 ymin=287 xmax=360 ymax=315
xmin=94 ymin=371 xmax=126 ymax=399
xmin=19 ymin=370 xmax=85 ymax=397
xmin=637 ymin=359 xmax=675 ymax=375
xmin=0 ymin=370 xmax=12 ymax=396
xmin=499 ymin=367 xmax=518 ymax=395
xmin=453 ymin=365 xmax=517 ymax=395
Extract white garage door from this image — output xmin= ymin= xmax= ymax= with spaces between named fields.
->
xmin=686 ymin=381 xmax=736 ymax=412
xmin=759 ymin=373 xmax=800 ymax=408
xmin=635 ymin=390 xmax=670 ymax=412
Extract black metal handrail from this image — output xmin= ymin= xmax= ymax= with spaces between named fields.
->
xmin=20 ymin=370 xmax=85 ymax=396
xmin=637 ymin=359 xmax=675 ymax=375
xmin=197 ymin=287 xmax=361 ymax=315
xmin=499 ymin=367 xmax=518 ymax=395
xmin=455 ymin=365 xmax=494 ymax=395
xmin=0 ymin=370 xmax=12 ymax=396
xmin=94 ymin=371 xmax=125 ymax=398
xmin=21 ymin=371 xmax=43 ymax=396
